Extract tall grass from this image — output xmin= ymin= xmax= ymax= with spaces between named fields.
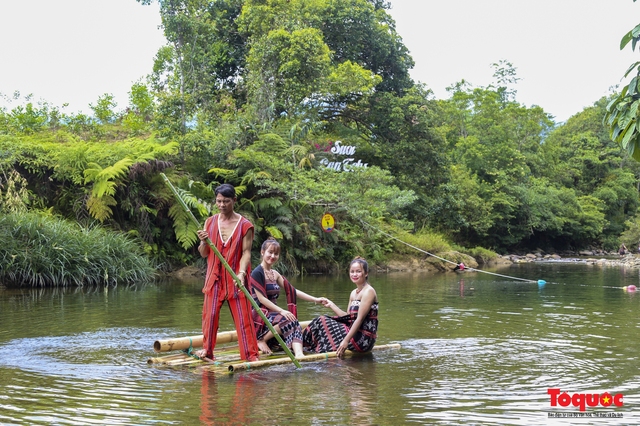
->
xmin=385 ymin=227 xmax=498 ymax=264
xmin=0 ymin=212 xmax=156 ymax=287
xmin=464 ymin=246 xmax=499 ymax=264
xmin=390 ymin=227 xmax=452 ymax=255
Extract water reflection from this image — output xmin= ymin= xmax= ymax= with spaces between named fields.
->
xmin=197 ymin=357 xmax=379 ymax=425
xmin=1 ymin=263 xmax=640 ymax=424
xmin=200 ymin=374 xmax=256 ymax=425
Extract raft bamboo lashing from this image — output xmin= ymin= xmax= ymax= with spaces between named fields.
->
xmin=153 ymin=320 xmax=312 ymax=353
xmin=148 ymin=345 xmax=245 ymax=365
xmin=225 ymin=344 xmax=402 ymax=373
xmin=149 ymin=322 xmax=401 ymax=373
xmin=148 ymin=341 xmax=402 ymax=372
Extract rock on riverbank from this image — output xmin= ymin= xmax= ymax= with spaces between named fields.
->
xmin=504 ymin=251 xmax=640 ymax=269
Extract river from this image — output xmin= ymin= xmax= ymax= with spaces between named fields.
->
xmin=0 ymin=261 xmax=638 ymax=425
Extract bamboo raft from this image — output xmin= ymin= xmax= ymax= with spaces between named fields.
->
xmin=149 ymin=321 xmax=401 ymax=374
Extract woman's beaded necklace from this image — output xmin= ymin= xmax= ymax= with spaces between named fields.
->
xmin=263 ymin=265 xmax=276 ymax=282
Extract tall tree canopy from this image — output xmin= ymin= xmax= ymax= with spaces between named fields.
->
xmin=4 ymin=0 xmax=640 ymax=279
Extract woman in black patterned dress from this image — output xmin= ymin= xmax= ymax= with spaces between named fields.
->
xmin=303 ymin=256 xmax=378 ymax=358
xmin=250 ymin=237 xmax=327 ymax=359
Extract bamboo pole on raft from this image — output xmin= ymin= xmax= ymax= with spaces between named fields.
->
xmin=225 ymin=343 xmax=402 ymax=373
xmin=154 ymin=321 xmax=312 ymax=353
xmin=161 ymin=173 xmax=302 ymax=368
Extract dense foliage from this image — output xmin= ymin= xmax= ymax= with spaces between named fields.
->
xmin=0 ymin=212 xmax=156 ymax=286
xmin=2 ymin=0 xmax=640 ymax=285
xmin=604 ymin=0 xmax=640 ymax=160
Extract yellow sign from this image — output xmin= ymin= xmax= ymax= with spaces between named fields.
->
xmin=321 ymin=213 xmax=335 ymax=232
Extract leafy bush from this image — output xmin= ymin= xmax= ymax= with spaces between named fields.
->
xmin=466 ymin=246 xmax=499 ymax=264
xmin=390 ymin=227 xmax=452 ymax=256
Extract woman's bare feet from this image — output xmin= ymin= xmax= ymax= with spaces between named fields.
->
xmin=257 ymin=339 xmax=272 ymax=355
xmin=293 ymin=343 xmax=305 ymax=359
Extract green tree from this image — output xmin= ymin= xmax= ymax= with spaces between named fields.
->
xmin=123 ymin=82 xmax=155 ymax=135
xmin=604 ymin=0 xmax=640 ymax=160
xmin=90 ymin=93 xmax=117 ymax=124
xmin=545 ymin=100 xmax=639 ymax=249
xmin=140 ymin=0 xmax=247 ymax=133
xmin=245 ymin=27 xmax=331 ymax=119
xmin=433 ymin=77 xmax=554 ymax=249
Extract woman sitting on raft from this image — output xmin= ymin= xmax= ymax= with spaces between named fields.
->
xmin=303 ymin=256 xmax=378 ymax=358
xmin=250 ymin=237 xmax=328 ymax=359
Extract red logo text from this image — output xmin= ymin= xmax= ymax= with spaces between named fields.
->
xmin=548 ymin=388 xmax=623 ymax=411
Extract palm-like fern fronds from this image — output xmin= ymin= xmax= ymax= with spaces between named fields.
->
xmin=84 ymin=158 xmax=135 ymax=197
xmin=167 ymin=185 xmax=213 ymax=249
xmin=83 ymin=158 xmax=135 ymax=221
xmin=86 ymin=194 xmax=117 ymax=222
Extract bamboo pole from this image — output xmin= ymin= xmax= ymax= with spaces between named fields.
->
xmin=166 ymin=358 xmax=203 ymax=366
xmin=154 ymin=335 xmax=203 ymax=353
xmin=148 ymin=343 xmax=274 ymax=365
xmin=154 ymin=321 xmax=312 ymax=353
xmin=147 ymin=353 xmax=189 ymax=365
xmin=226 ymin=343 xmax=402 ymax=373
xmin=160 ymin=173 xmax=302 ymax=368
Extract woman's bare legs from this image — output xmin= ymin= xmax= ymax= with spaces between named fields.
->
xmin=257 ymin=325 xmax=304 ymax=358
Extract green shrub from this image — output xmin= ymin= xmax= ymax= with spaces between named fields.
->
xmin=0 ymin=211 xmax=156 ymax=287
xmin=466 ymin=246 xmax=499 ymax=264
xmin=390 ymin=227 xmax=452 ymax=255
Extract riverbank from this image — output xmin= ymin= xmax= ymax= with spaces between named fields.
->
xmin=505 ymin=251 xmax=640 ymax=269
xmin=379 ymin=249 xmax=640 ymax=273
xmin=169 ymin=250 xmax=640 ymax=279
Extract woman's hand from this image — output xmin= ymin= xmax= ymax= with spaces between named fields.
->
xmin=315 ymin=297 xmax=328 ymax=305
xmin=197 ymin=230 xmax=208 ymax=241
xmin=321 ymin=299 xmax=333 ymax=308
xmin=336 ymin=338 xmax=349 ymax=358
xmin=280 ymin=309 xmax=296 ymax=321
xmin=320 ymin=298 xmax=346 ymax=316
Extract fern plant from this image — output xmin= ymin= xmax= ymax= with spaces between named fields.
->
xmin=83 ymin=158 xmax=135 ymax=221
xmin=167 ymin=184 xmax=213 ymax=248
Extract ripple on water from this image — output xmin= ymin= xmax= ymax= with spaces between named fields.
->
xmin=396 ymin=336 xmax=631 ymax=424
xmin=0 ymin=327 xmax=201 ymax=425
xmin=0 ymin=327 xmax=192 ymax=379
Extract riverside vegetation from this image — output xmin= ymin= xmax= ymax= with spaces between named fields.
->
xmin=0 ymin=212 xmax=155 ymax=286
xmin=3 ymin=0 xmax=640 ymax=286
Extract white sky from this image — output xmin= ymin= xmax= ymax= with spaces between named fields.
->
xmin=1 ymin=0 xmax=639 ymax=122
xmin=387 ymin=0 xmax=640 ymax=122
xmin=0 ymin=0 xmax=165 ymax=115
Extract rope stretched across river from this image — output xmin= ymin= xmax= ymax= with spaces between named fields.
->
xmin=361 ymin=221 xmax=541 ymax=284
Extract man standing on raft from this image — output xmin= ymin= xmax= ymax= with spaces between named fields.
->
xmin=195 ymin=184 xmax=260 ymax=362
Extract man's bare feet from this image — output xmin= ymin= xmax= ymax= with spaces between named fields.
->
xmin=195 ymin=349 xmax=213 ymax=361
xmin=257 ymin=339 xmax=272 ymax=355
